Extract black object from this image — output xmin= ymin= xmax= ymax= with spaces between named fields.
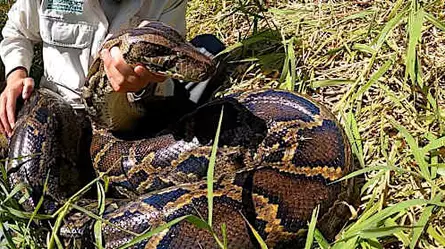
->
xmin=190 ymin=34 xmax=226 ymax=56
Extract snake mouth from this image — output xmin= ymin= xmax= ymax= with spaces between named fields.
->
xmin=141 ymin=55 xmax=177 ymax=70
xmin=141 ymin=65 xmax=186 ymax=81
xmin=140 ymin=55 xmax=189 ymax=81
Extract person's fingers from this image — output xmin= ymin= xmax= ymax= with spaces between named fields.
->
xmin=6 ymin=90 xmax=16 ymax=133
xmin=138 ymin=20 xmax=150 ymax=28
xmin=101 ymin=49 xmax=113 ymax=69
xmin=102 ymin=48 xmax=166 ymax=92
xmin=103 ymin=48 xmax=142 ymax=92
xmin=0 ymin=94 xmax=11 ymax=136
xmin=109 ymin=47 xmax=135 ymax=76
xmin=22 ymin=78 xmax=35 ymax=99
xmin=134 ymin=65 xmax=166 ymax=83
xmin=0 ymin=119 xmax=4 ymax=135
xmin=102 ymin=48 xmax=145 ymax=92
xmin=0 ymin=96 xmax=5 ymax=135
xmin=102 ymin=49 xmax=126 ymax=92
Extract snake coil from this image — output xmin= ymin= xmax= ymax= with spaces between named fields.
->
xmin=6 ymin=22 xmax=358 ymax=248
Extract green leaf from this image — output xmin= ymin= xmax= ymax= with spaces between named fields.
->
xmin=352 ymin=43 xmax=376 ymax=54
xmin=305 ymin=205 xmax=319 ymax=249
xmin=333 ymin=236 xmax=358 ymax=249
xmin=242 ymin=214 xmax=268 ymax=249
xmin=426 ymin=225 xmax=445 ymax=246
xmin=215 ymin=30 xmax=281 ymax=58
xmin=425 ymin=12 xmax=445 ymax=32
xmin=208 ymin=107 xmax=224 ymax=227
xmin=221 ymin=223 xmax=228 ymax=249
xmin=118 ymin=215 xmax=208 ymax=249
xmin=358 ymin=226 xmax=407 ymax=239
xmin=0 ymin=222 xmax=15 ymax=249
xmin=314 ymin=229 xmax=330 ymax=249
xmin=388 ymin=118 xmax=430 ymax=180
xmin=384 ymin=218 xmax=410 ymax=245
xmin=1 ymin=182 xmax=28 ymax=205
xmin=27 ymin=171 xmax=51 ymax=229
xmin=342 ymin=10 xmax=376 ymax=22
xmin=280 ymin=37 xmax=296 ymax=91
xmin=373 ymin=7 xmax=407 ymax=51
xmin=48 ymin=205 xmax=70 ymax=249
xmin=360 ymin=238 xmax=384 ymax=249
xmin=94 ymin=221 xmax=104 ymax=249
xmin=330 ymin=165 xmax=411 ymax=185
xmin=94 ymin=182 xmax=106 ymax=249
xmin=70 ymin=203 xmax=139 ymax=237
xmin=360 ymin=170 xmax=386 ymax=195
xmin=53 ymin=232 xmax=64 ymax=249
xmin=1 ymin=206 xmax=52 ymax=220
xmin=421 ymin=136 xmax=445 ymax=154
xmin=351 ymin=59 xmax=393 ymax=104
xmin=311 ymin=79 xmax=354 ymax=89
xmin=344 ymin=199 xmax=444 ymax=238
xmin=405 ymin=7 xmax=424 ymax=86
xmin=345 ymin=110 xmax=365 ymax=168
xmin=409 ymin=194 xmax=442 ymax=249
xmin=185 ymin=215 xmax=213 ymax=231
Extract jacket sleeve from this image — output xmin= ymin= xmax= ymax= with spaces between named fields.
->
xmin=138 ymin=0 xmax=187 ymax=36
xmin=0 ymin=0 xmax=41 ymax=77
xmin=158 ymin=0 xmax=187 ymax=35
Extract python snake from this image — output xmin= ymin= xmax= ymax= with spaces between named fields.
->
xmin=6 ymin=22 xmax=357 ymax=248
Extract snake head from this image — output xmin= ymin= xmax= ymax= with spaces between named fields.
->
xmin=83 ymin=22 xmax=218 ymax=131
xmin=118 ymin=22 xmax=216 ymax=82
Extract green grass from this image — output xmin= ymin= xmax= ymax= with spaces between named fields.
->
xmin=187 ymin=0 xmax=445 ymax=248
xmin=0 ymin=0 xmax=444 ymax=248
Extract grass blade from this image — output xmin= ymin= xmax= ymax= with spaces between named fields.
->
xmin=314 ymin=229 xmax=330 ymax=249
xmin=405 ymin=7 xmax=424 ymax=86
xmin=208 ymin=106 xmax=224 ymax=228
xmin=26 ymin=171 xmax=51 ymax=229
xmin=344 ymin=110 xmax=365 ymax=168
xmin=304 ymin=205 xmax=319 ymax=249
xmin=388 ymin=118 xmax=430 ymax=180
xmin=221 ymin=223 xmax=228 ymax=249
xmin=0 ymin=222 xmax=15 ymax=249
xmin=311 ymin=79 xmax=354 ymax=89
xmin=421 ymin=136 xmax=445 ymax=154
xmin=409 ymin=194 xmax=441 ymax=249
xmin=425 ymin=12 xmax=445 ymax=32
xmin=118 ymin=215 xmax=208 ymax=249
xmin=373 ymin=7 xmax=407 ymax=51
xmin=426 ymin=225 xmax=445 ymax=246
xmin=358 ymin=226 xmax=407 ymax=239
xmin=344 ymin=199 xmax=443 ymax=238
xmin=94 ymin=182 xmax=106 ymax=249
xmin=242 ymin=214 xmax=268 ymax=249
xmin=48 ymin=205 xmax=70 ymax=249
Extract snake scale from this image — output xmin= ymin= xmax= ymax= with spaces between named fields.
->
xmin=6 ymin=22 xmax=357 ymax=248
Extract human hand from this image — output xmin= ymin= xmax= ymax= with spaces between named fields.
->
xmin=0 ymin=68 xmax=34 ymax=136
xmin=101 ymin=47 xmax=167 ymax=93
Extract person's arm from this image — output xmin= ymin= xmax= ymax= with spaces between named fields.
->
xmin=1 ymin=0 xmax=41 ymax=77
xmin=0 ymin=0 xmax=41 ymax=136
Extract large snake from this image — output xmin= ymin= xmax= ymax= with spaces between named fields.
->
xmin=6 ymin=22 xmax=357 ymax=248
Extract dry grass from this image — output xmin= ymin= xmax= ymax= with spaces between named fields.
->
xmin=0 ymin=0 xmax=444 ymax=248
xmin=187 ymin=0 xmax=445 ymax=248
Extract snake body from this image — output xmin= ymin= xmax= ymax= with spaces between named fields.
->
xmin=7 ymin=22 xmax=357 ymax=248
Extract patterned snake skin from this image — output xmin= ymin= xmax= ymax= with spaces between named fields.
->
xmin=6 ymin=22 xmax=357 ymax=248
